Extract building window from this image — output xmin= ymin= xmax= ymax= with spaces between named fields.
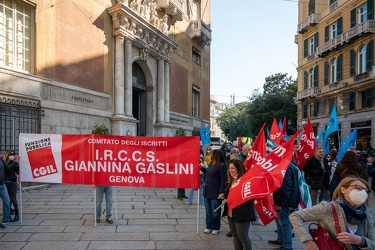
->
xmin=308 ymin=0 xmax=315 ymax=15
xmin=331 ymin=21 xmax=338 ymax=39
xmin=329 ymin=0 xmax=337 ymax=4
xmin=192 ymin=46 xmax=201 ymax=65
xmin=310 ymin=36 xmax=315 ymax=54
xmin=0 ymin=96 xmax=42 ymax=153
xmin=303 ymin=104 xmax=308 ymax=118
xmin=0 ymin=0 xmax=34 ymax=72
xmin=349 ymin=92 xmax=356 ymax=110
xmin=359 ymin=45 xmax=367 ymax=73
xmin=330 ymin=57 xmax=337 ymax=83
xmin=192 ymin=85 xmax=200 ymax=117
xmin=359 ymin=88 xmax=373 ymax=108
xmin=359 ymin=4 xmax=368 ymax=23
xmin=309 ymin=68 xmax=315 ymax=88
xmin=310 ymin=102 xmax=319 ymax=117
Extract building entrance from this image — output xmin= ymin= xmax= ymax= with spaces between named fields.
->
xmin=132 ymin=62 xmax=147 ymax=136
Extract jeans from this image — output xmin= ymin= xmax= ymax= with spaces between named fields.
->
xmin=0 ymin=184 xmax=11 ymax=223
xmin=96 ymin=186 xmax=113 ymax=219
xmin=275 ymin=207 xmax=292 ymax=249
xmin=311 ymin=188 xmax=329 ymax=206
xmin=6 ymin=182 xmax=18 ymax=211
xmin=204 ymin=197 xmax=222 ymax=230
xmin=188 ymin=184 xmax=204 ymax=205
xmin=228 ymin=216 xmax=252 ymax=250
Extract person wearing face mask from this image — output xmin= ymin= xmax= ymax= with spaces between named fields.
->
xmin=290 ymin=176 xmax=375 ymax=250
xmin=4 ymin=150 xmax=19 ymax=222
xmin=222 ymin=159 xmax=255 ymax=250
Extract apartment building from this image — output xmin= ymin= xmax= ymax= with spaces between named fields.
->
xmin=0 ymin=0 xmax=211 ymax=152
xmin=296 ymin=0 xmax=375 ymax=151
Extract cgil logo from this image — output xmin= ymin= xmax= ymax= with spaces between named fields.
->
xmin=33 ymin=165 xmax=58 ymax=178
xmin=242 ymin=181 xmax=252 ymax=199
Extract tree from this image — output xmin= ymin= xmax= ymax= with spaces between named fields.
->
xmin=216 ymin=102 xmax=250 ymax=141
xmin=247 ymin=73 xmax=297 ymax=136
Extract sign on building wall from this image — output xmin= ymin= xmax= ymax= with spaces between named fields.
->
xmin=19 ymin=134 xmax=200 ymax=188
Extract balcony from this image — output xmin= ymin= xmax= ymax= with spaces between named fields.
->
xmin=190 ymin=20 xmax=212 ymax=47
xmin=296 ymin=87 xmax=319 ymax=100
xmin=297 ymin=13 xmax=320 ymax=34
xmin=157 ymin=0 xmax=184 ymax=22
xmin=317 ymin=20 xmax=375 ymax=57
xmin=354 ymin=67 xmax=375 ymax=83
xmin=329 ymin=1 xmax=339 ymax=13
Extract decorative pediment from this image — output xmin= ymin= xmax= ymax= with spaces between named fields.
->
xmin=108 ymin=1 xmax=179 ymax=59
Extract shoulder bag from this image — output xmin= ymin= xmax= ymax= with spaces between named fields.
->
xmin=308 ymin=203 xmax=344 ymax=250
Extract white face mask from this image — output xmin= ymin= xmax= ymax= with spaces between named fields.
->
xmin=349 ymin=189 xmax=368 ymax=206
xmin=9 ymin=156 xmax=14 ymax=161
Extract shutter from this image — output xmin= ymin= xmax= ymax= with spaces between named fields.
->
xmin=366 ymin=40 xmax=373 ymax=71
xmin=368 ymin=0 xmax=374 ymax=20
xmin=337 ymin=17 xmax=343 ymax=35
xmin=350 ymin=50 xmax=356 ymax=76
xmin=337 ymin=54 xmax=342 ymax=81
xmin=314 ymin=66 xmax=319 ymax=87
xmin=304 ymin=71 xmax=308 ymax=90
xmin=366 ymin=88 xmax=373 ymax=107
xmin=325 ymin=26 xmax=330 ymax=42
xmin=349 ymin=92 xmax=356 ymax=110
xmin=309 ymin=0 xmax=315 ymax=15
xmin=304 ymin=39 xmax=308 ymax=57
xmin=351 ymin=9 xmax=357 ymax=28
xmin=324 ymin=61 xmax=329 ymax=85
xmin=314 ymin=32 xmax=319 ymax=49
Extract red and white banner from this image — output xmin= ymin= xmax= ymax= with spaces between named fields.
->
xmin=244 ymin=123 xmax=266 ymax=170
xmin=295 ymin=117 xmax=317 ymax=170
xmin=19 ymin=134 xmax=200 ymax=188
xmin=227 ymin=131 xmax=300 ymax=210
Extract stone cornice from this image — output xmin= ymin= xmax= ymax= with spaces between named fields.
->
xmin=108 ymin=2 xmax=179 ymax=60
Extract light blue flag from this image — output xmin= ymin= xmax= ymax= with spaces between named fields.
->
xmin=323 ymin=104 xmax=339 ymax=154
xmin=316 ymin=128 xmax=325 ymax=146
xmin=278 ymin=119 xmax=283 ymax=130
xmin=266 ymin=127 xmax=270 ymax=137
xmin=345 ymin=127 xmax=357 ymax=149
xmin=199 ymin=127 xmax=210 ymax=145
xmin=338 ymin=135 xmax=346 ymax=162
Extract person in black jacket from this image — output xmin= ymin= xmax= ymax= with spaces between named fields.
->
xmin=4 ymin=150 xmax=20 ymax=221
xmin=222 ymin=159 xmax=255 ymax=250
xmin=268 ymin=161 xmax=300 ymax=250
xmin=0 ymin=157 xmax=14 ymax=227
xmin=303 ymin=147 xmax=330 ymax=205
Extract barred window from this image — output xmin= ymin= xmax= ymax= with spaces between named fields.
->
xmin=192 ymin=85 xmax=199 ymax=118
xmin=0 ymin=0 xmax=34 ymax=72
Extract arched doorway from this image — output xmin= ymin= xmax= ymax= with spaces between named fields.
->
xmin=132 ymin=62 xmax=147 ymax=136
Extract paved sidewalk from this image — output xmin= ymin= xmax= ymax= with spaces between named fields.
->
xmin=0 ymin=184 xmax=370 ymax=250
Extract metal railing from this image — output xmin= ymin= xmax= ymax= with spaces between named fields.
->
xmin=317 ymin=20 xmax=375 ymax=56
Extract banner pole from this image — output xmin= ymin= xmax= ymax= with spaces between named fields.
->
xmin=196 ymin=188 xmax=200 ymax=235
xmin=94 ymin=187 xmax=97 ymax=226
xmin=20 ymin=181 xmax=22 ymax=223
xmin=114 ymin=186 xmax=117 ymax=220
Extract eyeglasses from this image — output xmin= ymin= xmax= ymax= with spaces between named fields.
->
xmin=348 ymin=185 xmax=368 ymax=192
xmin=10 ymin=153 xmax=15 ymax=156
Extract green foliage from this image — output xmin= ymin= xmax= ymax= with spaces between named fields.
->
xmin=92 ymin=124 xmax=110 ymax=135
xmin=216 ymin=102 xmax=250 ymax=141
xmin=175 ymin=128 xmax=186 ymax=136
xmin=247 ymin=73 xmax=297 ymax=136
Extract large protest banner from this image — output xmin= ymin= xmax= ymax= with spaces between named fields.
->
xmin=19 ymin=134 xmax=200 ymax=188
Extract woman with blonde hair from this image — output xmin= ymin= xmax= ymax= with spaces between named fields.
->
xmin=290 ymin=176 xmax=375 ymax=249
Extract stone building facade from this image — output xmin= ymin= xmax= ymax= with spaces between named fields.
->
xmin=0 ymin=0 xmax=211 ymax=152
xmin=296 ymin=0 xmax=375 ymax=152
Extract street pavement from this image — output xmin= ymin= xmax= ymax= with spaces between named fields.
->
xmin=0 ymin=184 xmax=373 ymax=250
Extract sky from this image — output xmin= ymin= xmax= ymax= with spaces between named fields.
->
xmin=210 ymin=0 xmax=298 ymax=104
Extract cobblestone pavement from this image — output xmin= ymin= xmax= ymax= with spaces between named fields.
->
xmin=0 ymin=184 xmax=374 ymax=250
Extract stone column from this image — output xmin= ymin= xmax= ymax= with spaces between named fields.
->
xmin=124 ymin=38 xmax=133 ymax=117
xmin=113 ymin=34 xmax=125 ymax=117
xmin=164 ymin=60 xmax=170 ymax=123
xmin=157 ymin=59 xmax=165 ymax=123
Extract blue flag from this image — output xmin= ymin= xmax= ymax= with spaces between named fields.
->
xmin=345 ymin=127 xmax=357 ymax=149
xmin=316 ymin=128 xmax=325 ymax=146
xmin=199 ymin=127 xmax=210 ymax=145
xmin=323 ymin=104 xmax=339 ymax=154
xmin=338 ymin=135 xmax=346 ymax=162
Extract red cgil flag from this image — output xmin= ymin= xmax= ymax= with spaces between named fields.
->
xmin=244 ymin=123 xmax=266 ymax=170
xmin=295 ymin=117 xmax=317 ymax=170
xmin=253 ymin=193 xmax=277 ymax=226
xmin=227 ymin=130 xmax=301 ymax=210
xmin=269 ymin=118 xmax=286 ymax=145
